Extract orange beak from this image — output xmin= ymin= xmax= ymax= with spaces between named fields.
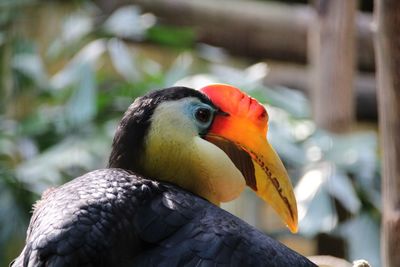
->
xmin=200 ymin=84 xmax=298 ymax=233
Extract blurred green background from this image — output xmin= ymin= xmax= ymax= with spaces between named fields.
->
xmin=0 ymin=0 xmax=380 ymax=266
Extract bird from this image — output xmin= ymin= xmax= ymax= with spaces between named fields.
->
xmin=11 ymin=84 xmax=317 ymax=267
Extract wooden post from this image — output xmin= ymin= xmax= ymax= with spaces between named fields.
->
xmin=374 ymin=0 xmax=400 ymax=266
xmin=309 ymin=0 xmax=357 ymax=132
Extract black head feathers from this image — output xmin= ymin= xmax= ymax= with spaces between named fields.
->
xmin=108 ymin=86 xmax=214 ymax=173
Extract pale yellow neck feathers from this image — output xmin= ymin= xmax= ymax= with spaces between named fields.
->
xmin=141 ymin=99 xmax=246 ymax=205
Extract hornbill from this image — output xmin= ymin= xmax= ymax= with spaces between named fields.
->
xmin=12 ymin=84 xmax=317 ymax=267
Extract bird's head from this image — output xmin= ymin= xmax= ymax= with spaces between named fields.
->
xmin=109 ymin=84 xmax=298 ymax=233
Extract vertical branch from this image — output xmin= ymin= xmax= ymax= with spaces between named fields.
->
xmin=374 ymin=0 xmax=400 ymax=266
xmin=309 ymin=0 xmax=357 ymax=132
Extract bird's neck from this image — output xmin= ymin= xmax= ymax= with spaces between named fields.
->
xmin=141 ymin=130 xmax=245 ymax=206
xmin=140 ymin=129 xmax=214 ymax=203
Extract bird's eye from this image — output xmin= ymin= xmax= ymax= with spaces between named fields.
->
xmin=195 ymin=108 xmax=212 ymax=123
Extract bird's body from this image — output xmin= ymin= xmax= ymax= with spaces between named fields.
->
xmin=13 ymin=169 xmax=314 ymax=267
xmin=12 ymin=85 xmax=317 ymax=266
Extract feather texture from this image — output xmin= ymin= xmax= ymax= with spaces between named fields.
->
xmin=12 ymin=169 xmax=316 ymax=267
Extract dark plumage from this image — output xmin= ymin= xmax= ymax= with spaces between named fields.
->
xmin=12 ymin=87 xmax=317 ymax=267
xmin=12 ymin=169 xmax=314 ymax=267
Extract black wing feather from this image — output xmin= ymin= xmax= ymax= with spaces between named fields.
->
xmin=12 ymin=168 xmax=316 ymax=267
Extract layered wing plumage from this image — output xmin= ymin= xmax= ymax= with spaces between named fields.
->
xmin=12 ymin=169 xmax=315 ymax=267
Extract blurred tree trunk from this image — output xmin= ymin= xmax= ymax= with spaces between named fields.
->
xmin=309 ymin=0 xmax=357 ymax=132
xmin=374 ymin=0 xmax=400 ymax=266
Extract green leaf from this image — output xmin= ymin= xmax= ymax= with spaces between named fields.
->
xmin=12 ymin=53 xmax=48 ymax=88
xmin=51 ymin=39 xmax=107 ymax=89
xmin=103 ymin=5 xmax=155 ymax=40
xmin=61 ymin=11 xmax=93 ymax=45
xmin=146 ymin=25 xmax=195 ymax=48
xmin=16 ymin=135 xmax=110 ymax=194
xmin=107 ymin=38 xmax=140 ymax=82
xmin=164 ymin=53 xmax=193 ymax=86
xmin=0 ymin=170 xmax=32 ymax=264
xmin=327 ymin=170 xmax=361 ymax=214
xmin=65 ymin=63 xmax=96 ymax=127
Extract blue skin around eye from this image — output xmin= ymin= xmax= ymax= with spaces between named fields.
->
xmin=186 ymin=102 xmax=215 ymax=135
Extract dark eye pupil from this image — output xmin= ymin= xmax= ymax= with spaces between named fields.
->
xmin=195 ymin=108 xmax=211 ymax=123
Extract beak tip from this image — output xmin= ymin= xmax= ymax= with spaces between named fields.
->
xmin=288 ymin=223 xmax=298 ymax=234
xmin=287 ymin=208 xmax=298 ymax=233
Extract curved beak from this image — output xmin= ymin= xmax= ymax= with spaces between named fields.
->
xmin=201 ymin=84 xmax=298 ymax=233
